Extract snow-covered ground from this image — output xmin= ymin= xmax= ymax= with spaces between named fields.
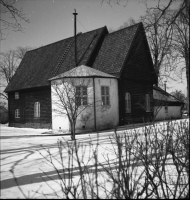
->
xmin=0 ymin=124 xmax=52 ymax=137
xmin=0 ymin=119 xmax=189 ymax=198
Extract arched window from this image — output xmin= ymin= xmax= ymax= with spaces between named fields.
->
xmin=125 ymin=92 xmax=131 ymax=113
xmin=15 ymin=92 xmax=19 ymax=99
xmin=145 ymin=94 xmax=150 ymax=112
xmin=15 ymin=109 xmax=20 ymax=118
xmin=34 ymin=102 xmax=40 ymax=118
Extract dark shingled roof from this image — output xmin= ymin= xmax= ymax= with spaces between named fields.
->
xmin=153 ymin=86 xmax=184 ymax=104
xmin=5 ymin=26 xmax=106 ymax=92
xmin=91 ymin=23 xmax=140 ymax=76
xmin=5 ymin=23 xmax=146 ymax=92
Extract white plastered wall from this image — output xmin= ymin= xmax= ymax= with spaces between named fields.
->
xmin=51 ymin=80 xmax=69 ymax=133
xmin=74 ymin=78 xmax=94 ymax=132
xmin=94 ymin=78 xmax=119 ymax=131
xmin=51 ymin=77 xmax=119 ymax=133
xmin=154 ymin=106 xmax=182 ymax=121
xmin=51 ymin=78 xmax=94 ymax=133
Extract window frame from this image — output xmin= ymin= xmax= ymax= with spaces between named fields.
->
xmin=75 ymin=86 xmax=88 ymax=107
xmin=145 ymin=94 xmax=150 ymax=112
xmin=125 ymin=92 xmax=131 ymax=113
xmin=101 ymin=86 xmax=110 ymax=106
xmin=15 ymin=92 xmax=19 ymax=99
xmin=15 ymin=109 xmax=20 ymax=118
xmin=34 ymin=102 xmax=40 ymax=118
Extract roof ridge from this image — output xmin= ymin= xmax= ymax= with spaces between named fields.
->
xmin=79 ymin=26 xmax=106 ymax=35
xmin=77 ymin=33 xmax=99 ymax=65
xmin=52 ymin=38 xmax=76 ymax=77
xmin=85 ymin=26 xmax=108 ymax=66
xmin=108 ymin=22 xmax=141 ymax=35
xmin=27 ymin=26 xmax=106 ymax=53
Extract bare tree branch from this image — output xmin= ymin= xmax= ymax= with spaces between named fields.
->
xmin=0 ymin=0 xmax=30 ymax=40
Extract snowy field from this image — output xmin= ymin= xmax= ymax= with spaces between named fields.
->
xmin=0 ymin=119 xmax=189 ymax=198
xmin=0 ymin=124 xmax=120 ymax=198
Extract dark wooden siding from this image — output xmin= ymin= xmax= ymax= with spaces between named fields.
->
xmin=0 ymin=107 xmax=8 ymax=124
xmin=119 ymin=25 xmax=154 ymax=125
xmin=8 ymin=86 xmax=52 ymax=128
xmin=118 ymin=79 xmax=153 ymax=125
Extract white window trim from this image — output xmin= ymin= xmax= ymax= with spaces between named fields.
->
xmin=15 ymin=109 xmax=20 ymax=118
xmin=101 ymin=86 xmax=110 ymax=106
xmin=145 ymin=94 xmax=150 ymax=112
xmin=125 ymin=92 xmax=131 ymax=113
xmin=34 ymin=102 xmax=40 ymax=118
xmin=15 ymin=92 xmax=19 ymax=99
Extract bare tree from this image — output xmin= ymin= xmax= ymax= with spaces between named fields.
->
xmin=102 ymin=0 xmax=189 ymax=113
xmin=36 ymin=119 xmax=189 ymax=198
xmin=101 ymin=0 xmax=129 ymax=7
xmin=171 ymin=90 xmax=186 ymax=102
xmin=0 ymin=49 xmax=18 ymax=100
xmin=0 ymin=0 xmax=29 ymax=40
xmin=0 ymin=50 xmax=18 ymax=85
xmin=172 ymin=5 xmax=189 ymax=113
xmin=147 ymin=0 xmax=189 ymax=114
xmin=142 ymin=0 xmax=189 ymax=113
xmin=139 ymin=9 xmax=176 ymax=87
xmin=108 ymin=18 xmax=136 ymax=33
xmin=134 ymin=120 xmax=189 ymax=198
xmin=15 ymin=46 xmax=32 ymax=60
xmin=0 ymin=0 xmax=31 ymax=101
xmin=51 ymin=74 xmax=95 ymax=140
xmin=140 ymin=0 xmax=189 ymax=113
xmin=0 ymin=46 xmax=32 ymax=100
xmin=148 ymin=0 xmax=188 ymax=28
xmin=0 ymin=100 xmax=6 ymax=107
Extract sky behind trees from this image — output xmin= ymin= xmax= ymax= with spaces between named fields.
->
xmin=1 ymin=0 xmax=187 ymax=94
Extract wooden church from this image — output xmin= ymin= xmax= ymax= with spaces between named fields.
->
xmin=5 ymin=21 xmax=157 ymax=130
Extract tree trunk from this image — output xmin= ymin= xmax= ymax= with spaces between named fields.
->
xmin=70 ymin=121 xmax=76 ymax=140
xmin=186 ymin=57 xmax=189 ymax=115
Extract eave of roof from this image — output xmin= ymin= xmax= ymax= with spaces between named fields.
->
xmin=49 ymin=65 xmax=117 ymax=81
xmin=153 ymin=86 xmax=184 ymax=104
xmin=153 ymin=86 xmax=171 ymax=96
xmin=154 ymin=99 xmax=184 ymax=106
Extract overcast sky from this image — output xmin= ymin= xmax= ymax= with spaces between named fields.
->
xmin=1 ymin=0 xmax=187 ymax=94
